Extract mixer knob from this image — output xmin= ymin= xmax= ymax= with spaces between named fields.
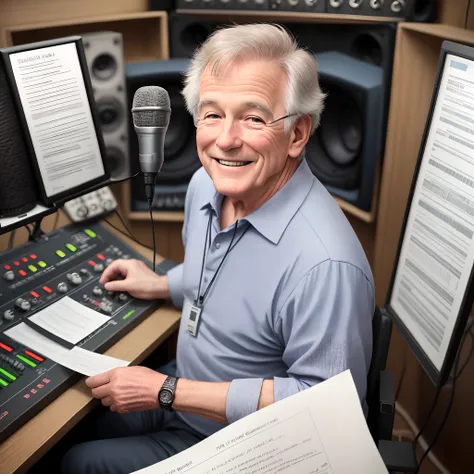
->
xmin=66 ymin=273 xmax=82 ymax=285
xmin=94 ymin=263 xmax=104 ymax=273
xmin=106 ymin=290 xmax=116 ymax=298
xmin=99 ymin=301 xmax=113 ymax=314
xmin=3 ymin=270 xmax=14 ymax=281
xmin=105 ymin=258 xmax=114 ymax=266
xmin=14 ymin=298 xmax=31 ymax=312
xmin=57 ymin=282 xmax=68 ymax=293
xmin=79 ymin=268 xmax=90 ymax=277
xmin=3 ymin=309 xmax=15 ymax=321
xmin=102 ymin=199 xmax=115 ymax=211
xmin=76 ymin=205 xmax=88 ymax=218
xmin=118 ymin=293 xmax=129 ymax=302
xmin=122 ymin=255 xmax=130 ymax=259
xmin=92 ymin=286 xmax=103 ymax=297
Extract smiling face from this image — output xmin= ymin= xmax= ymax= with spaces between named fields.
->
xmin=196 ymin=58 xmax=310 ymax=211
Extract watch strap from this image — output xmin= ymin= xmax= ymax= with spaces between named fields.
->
xmin=159 ymin=376 xmax=178 ymax=411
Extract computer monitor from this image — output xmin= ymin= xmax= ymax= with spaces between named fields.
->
xmin=0 ymin=36 xmax=109 ymax=207
xmin=386 ymin=40 xmax=474 ymax=387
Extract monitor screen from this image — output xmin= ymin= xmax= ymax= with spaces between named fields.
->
xmin=387 ymin=41 xmax=474 ymax=387
xmin=0 ymin=36 xmax=108 ymax=206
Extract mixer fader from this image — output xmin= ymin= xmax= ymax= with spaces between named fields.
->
xmin=0 ymin=222 xmax=175 ymax=442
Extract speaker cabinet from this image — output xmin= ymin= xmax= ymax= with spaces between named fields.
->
xmin=169 ymin=14 xmax=395 ymax=211
xmin=81 ymin=31 xmax=130 ymax=182
xmin=126 ymin=60 xmax=201 ymax=211
xmin=308 ymin=51 xmax=384 ymax=211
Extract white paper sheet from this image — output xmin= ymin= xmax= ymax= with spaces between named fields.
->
xmin=132 ymin=370 xmax=388 ymax=474
xmin=5 ymin=323 xmax=129 ymax=376
xmin=28 ymin=295 xmax=110 ymax=345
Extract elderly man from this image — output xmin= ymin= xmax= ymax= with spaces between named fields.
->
xmin=61 ymin=23 xmax=374 ymax=474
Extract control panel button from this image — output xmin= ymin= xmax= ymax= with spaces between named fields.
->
xmin=92 ymin=286 xmax=103 ymax=297
xmin=105 ymin=258 xmax=113 ymax=266
xmin=56 ymin=250 xmax=66 ymax=258
xmin=3 ymin=309 xmax=15 ymax=321
xmin=3 ymin=271 xmax=14 ymax=281
xmin=57 ymin=282 xmax=68 ymax=293
xmin=66 ymin=273 xmax=82 ymax=285
xmin=28 ymin=265 xmax=37 ymax=273
xmin=94 ymin=263 xmax=104 ymax=273
xmin=14 ymin=298 xmax=31 ymax=312
xmin=38 ymin=261 xmax=47 ymax=268
xmin=85 ymin=229 xmax=96 ymax=238
xmin=118 ymin=293 xmax=129 ymax=302
xmin=66 ymin=243 xmax=77 ymax=252
xmin=99 ymin=301 xmax=113 ymax=313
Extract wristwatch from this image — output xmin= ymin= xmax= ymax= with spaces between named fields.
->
xmin=158 ymin=376 xmax=179 ymax=411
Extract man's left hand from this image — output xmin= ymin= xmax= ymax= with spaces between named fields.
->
xmin=85 ymin=366 xmax=167 ymax=413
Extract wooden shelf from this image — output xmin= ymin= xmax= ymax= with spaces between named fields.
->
xmin=128 ymin=211 xmax=185 ymax=222
xmin=176 ymin=9 xmax=402 ymax=24
xmin=1 ymin=11 xmax=169 ymax=62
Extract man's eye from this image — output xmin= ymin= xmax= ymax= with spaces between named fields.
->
xmin=205 ymin=114 xmax=220 ymax=119
xmin=247 ymin=116 xmax=265 ymax=124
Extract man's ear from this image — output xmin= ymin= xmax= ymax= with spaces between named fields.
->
xmin=288 ymin=114 xmax=312 ymax=159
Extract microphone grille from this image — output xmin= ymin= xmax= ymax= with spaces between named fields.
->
xmin=132 ymin=86 xmax=171 ymax=127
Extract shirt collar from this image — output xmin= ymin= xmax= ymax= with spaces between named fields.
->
xmin=200 ymin=159 xmax=315 ymax=244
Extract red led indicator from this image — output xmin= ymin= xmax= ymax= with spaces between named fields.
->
xmin=30 ymin=291 xmax=40 ymax=298
xmin=42 ymin=286 xmax=52 ymax=294
xmin=30 ymin=254 xmax=37 ymax=259
xmin=19 ymin=270 xmax=27 ymax=276
xmin=13 ymin=261 xmax=20 ymax=266
xmin=4 ymin=265 xmax=11 ymax=270
xmin=21 ymin=257 xmax=28 ymax=262
xmin=97 ymin=254 xmax=105 ymax=260
xmin=88 ymin=260 xmax=96 ymax=266
xmin=25 ymin=350 xmax=44 ymax=362
xmin=0 ymin=342 xmax=13 ymax=352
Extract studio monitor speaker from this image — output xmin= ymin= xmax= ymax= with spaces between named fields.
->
xmin=81 ymin=31 xmax=130 ymax=182
xmin=126 ymin=60 xmax=201 ymax=211
xmin=169 ymin=13 xmax=395 ymax=211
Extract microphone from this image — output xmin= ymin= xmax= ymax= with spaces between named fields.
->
xmin=131 ymin=86 xmax=171 ymax=205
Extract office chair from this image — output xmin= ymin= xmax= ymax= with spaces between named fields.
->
xmin=368 ymin=306 xmax=418 ymax=473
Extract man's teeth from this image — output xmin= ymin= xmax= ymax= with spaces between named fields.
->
xmin=217 ymin=159 xmax=250 ymax=167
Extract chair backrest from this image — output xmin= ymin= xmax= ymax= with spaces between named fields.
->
xmin=366 ymin=306 xmax=393 ymax=441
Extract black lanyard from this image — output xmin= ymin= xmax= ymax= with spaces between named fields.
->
xmin=195 ymin=211 xmax=250 ymax=309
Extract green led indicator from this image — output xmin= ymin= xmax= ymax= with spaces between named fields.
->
xmin=0 ymin=368 xmax=16 ymax=381
xmin=16 ymin=354 xmax=37 ymax=367
xmin=122 ymin=309 xmax=136 ymax=320
xmin=0 ymin=378 xmax=8 ymax=387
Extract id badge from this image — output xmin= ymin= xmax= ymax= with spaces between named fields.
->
xmin=186 ymin=303 xmax=202 ymax=337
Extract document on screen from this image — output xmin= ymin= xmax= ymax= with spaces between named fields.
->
xmin=132 ymin=370 xmax=387 ymax=474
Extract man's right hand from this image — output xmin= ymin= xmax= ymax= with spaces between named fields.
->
xmin=99 ymin=259 xmax=169 ymax=300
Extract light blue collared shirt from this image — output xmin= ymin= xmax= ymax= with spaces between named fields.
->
xmin=167 ymin=159 xmax=374 ymax=437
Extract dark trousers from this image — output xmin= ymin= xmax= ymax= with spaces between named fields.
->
xmin=60 ymin=408 xmax=205 ymax=474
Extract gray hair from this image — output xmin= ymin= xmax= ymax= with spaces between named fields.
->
xmin=181 ymin=23 xmax=326 ymax=136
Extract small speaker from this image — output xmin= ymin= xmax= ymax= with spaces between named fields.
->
xmin=81 ymin=31 xmax=130 ymax=182
xmin=307 ymin=51 xmax=385 ymax=211
xmin=126 ymin=60 xmax=201 ymax=211
xmin=0 ymin=60 xmax=38 ymax=218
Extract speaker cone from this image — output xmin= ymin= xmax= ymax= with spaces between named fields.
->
xmin=96 ymin=97 xmax=123 ymax=133
xmin=92 ymin=53 xmax=117 ymax=81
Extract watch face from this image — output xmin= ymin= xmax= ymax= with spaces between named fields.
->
xmin=160 ymin=390 xmax=172 ymax=403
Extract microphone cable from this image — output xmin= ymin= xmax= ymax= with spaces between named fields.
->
xmin=148 ymin=199 xmax=156 ymax=273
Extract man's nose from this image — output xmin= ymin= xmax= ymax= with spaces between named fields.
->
xmin=215 ymin=119 xmax=242 ymax=151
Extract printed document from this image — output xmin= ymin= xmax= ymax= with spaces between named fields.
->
xmin=132 ymin=370 xmax=388 ymax=474
xmin=5 ymin=322 xmax=129 ymax=376
xmin=28 ymin=295 xmax=111 ymax=345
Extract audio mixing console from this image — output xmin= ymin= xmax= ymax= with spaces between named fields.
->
xmin=0 ymin=222 xmax=175 ymax=443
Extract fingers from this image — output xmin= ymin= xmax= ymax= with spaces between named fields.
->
xmin=101 ymin=396 xmax=113 ymax=407
xmin=99 ymin=259 xmax=130 ymax=285
xmin=103 ymin=279 xmax=131 ymax=292
xmin=85 ymin=370 xmax=111 ymax=388
xmin=91 ymin=384 xmax=110 ymax=399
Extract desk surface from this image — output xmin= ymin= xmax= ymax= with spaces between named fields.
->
xmin=0 ymin=222 xmax=182 ymax=474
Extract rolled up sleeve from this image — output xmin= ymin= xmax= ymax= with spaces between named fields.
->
xmin=167 ymin=263 xmax=184 ymax=309
xmin=226 ymin=378 xmax=264 ymax=424
xmin=274 ymin=260 xmax=374 ymax=408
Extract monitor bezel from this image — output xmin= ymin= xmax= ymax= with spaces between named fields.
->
xmin=0 ymin=36 xmax=110 ymax=207
xmin=386 ymin=40 xmax=474 ymax=388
